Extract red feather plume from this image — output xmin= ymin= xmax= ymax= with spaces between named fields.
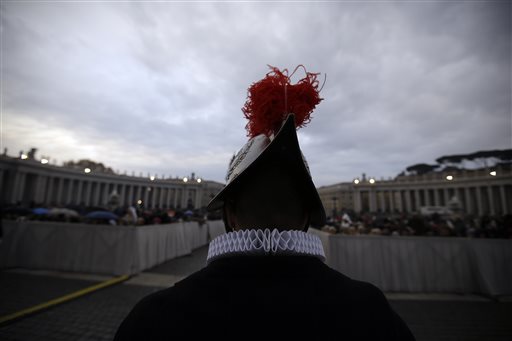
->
xmin=242 ymin=65 xmax=323 ymax=137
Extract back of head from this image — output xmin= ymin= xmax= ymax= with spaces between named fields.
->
xmin=223 ymin=160 xmax=311 ymax=231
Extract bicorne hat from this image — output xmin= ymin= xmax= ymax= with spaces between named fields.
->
xmin=207 ymin=65 xmax=326 ymax=229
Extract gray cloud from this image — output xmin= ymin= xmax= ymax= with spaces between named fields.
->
xmin=2 ymin=1 xmax=510 ymax=186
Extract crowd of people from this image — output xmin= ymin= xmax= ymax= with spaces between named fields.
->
xmin=321 ymin=211 xmax=512 ymax=239
xmin=2 ymin=203 xmax=511 ymax=239
xmin=1 ymin=202 xmax=208 ymax=226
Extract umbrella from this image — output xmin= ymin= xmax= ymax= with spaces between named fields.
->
xmin=32 ymin=207 xmax=49 ymax=215
xmin=184 ymin=210 xmax=194 ymax=216
xmin=86 ymin=211 xmax=119 ymax=220
xmin=49 ymin=208 xmax=79 ymax=217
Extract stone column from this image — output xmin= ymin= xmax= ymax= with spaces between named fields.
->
xmin=181 ymin=187 xmax=187 ymax=208
xmin=443 ymin=188 xmax=450 ymax=206
xmin=181 ymin=188 xmax=186 ymax=208
xmin=92 ymin=181 xmax=101 ymax=206
xmin=395 ymin=191 xmax=403 ymax=212
xmin=144 ymin=186 xmax=150 ymax=208
xmin=118 ymin=184 xmax=126 ymax=206
xmin=499 ymin=185 xmax=507 ymax=215
xmin=487 ymin=186 xmax=495 ymax=215
xmin=135 ymin=185 xmax=142 ymax=203
xmin=354 ymin=189 xmax=361 ymax=213
xmin=124 ymin=184 xmax=130 ymax=206
xmin=95 ymin=181 xmax=101 ymax=206
xmin=9 ymin=172 xmax=20 ymax=203
xmin=166 ymin=187 xmax=172 ymax=208
xmin=159 ymin=186 xmax=166 ymax=208
xmin=127 ymin=185 xmax=134 ymax=206
xmin=114 ymin=183 xmax=121 ymax=206
xmin=61 ymin=179 xmax=68 ymax=205
xmin=377 ymin=191 xmax=386 ymax=212
xmin=45 ymin=177 xmax=54 ymax=205
xmin=80 ymin=180 xmax=89 ymax=206
xmin=55 ymin=178 xmax=63 ymax=205
xmin=33 ymin=175 xmax=41 ymax=203
xmin=37 ymin=176 xmax=47 ymax=204
xmin=405 ymin=190 xmax=412 ymax=213
xmin=21 ymin=172 xmax=29 ymax=203
xmin=119 ymin=184 xmax=128 ymax=207
xmin=434 ymin=189 xmax=440 ymax=206
xmin=195 ymin=186 xmax=202 ymax=209
xmin=16 ymin=172 xmax=27 ymax=203
xmin=464 ymin=187 xmax=472 ymax=213
xmin=368 ymin=189 xmax=376 ymax=212
xmin=424 ymin=188 xmax=431 ymax=206
xmin=151 ymin=186 xmax=158 ymax=208
xmin=476 ymin=186 xmax=483 ymax=216
xmin=172 ymin=187 xmax=176 ymax=208
xmin=66 ymin=179 xmax=74 ymax=206
xmin=389 ymin=191 xmax=395 ymax=212
xmin=457 ymin=188 xmax=465 ymax=208
xmin=414 ymin=189 xmax=421 ymax=212
xmin=101 ymin=183 xmax=110 ymax=206
xmin=152 ymin=186 xmax=158 ymax=208
xmin=88 ymin=181 xmax=95 ymax=206
xmin=76 ymin=180 xmax=83 ymax=205
xmin=84 ymin=181 xmax=92 ymax=206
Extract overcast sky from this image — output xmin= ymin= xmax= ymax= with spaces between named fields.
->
xmin=2 ymin=1 xmax=510 ymax=186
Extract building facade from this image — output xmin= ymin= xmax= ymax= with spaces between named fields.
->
xmin=317 ymin=182 xmax=355 ymax=218
xmin=318 ymin=166 xmax=512 ymax=217
xmin=0 ymin=155 xmax=225 ymax=210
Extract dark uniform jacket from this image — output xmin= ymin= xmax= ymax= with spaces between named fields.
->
xmin=114 ymin=255 xmax=415 ymax=340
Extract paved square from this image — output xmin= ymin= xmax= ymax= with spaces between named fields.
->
xmin=1 ymin=246 xmax=511 ymax=341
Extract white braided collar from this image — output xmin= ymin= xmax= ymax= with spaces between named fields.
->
xmin=207 ymin=228 xmax=325 ymax=264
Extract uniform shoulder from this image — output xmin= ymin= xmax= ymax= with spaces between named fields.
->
xmin=318 ymin=261 xmax=385 ymax=295
xmin=114 ymin=268 xmax=216 ymax=341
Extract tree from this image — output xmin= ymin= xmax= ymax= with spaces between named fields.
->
xmin=405 ymin=163 xmax=439 ymax=175
xmin=436 ymin=149 xmax=511 ymax=169
xmin=466 ymin=149 xmax=506 ymax=168
xmin=435 ymin=154 xmax=465 ymax=167
xmin=63 ymin=159 xmax=115 ymax=174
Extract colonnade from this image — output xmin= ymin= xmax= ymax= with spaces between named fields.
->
xmin=0 ymin=156 xmax=223 ymax=210
xmin=319 ymin=168 xmax=512 ymax=217
xmin=353 ymin=181 xmax=511 ymax=216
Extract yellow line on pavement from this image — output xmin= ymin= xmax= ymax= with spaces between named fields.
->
xmin=0 ymin=275 xmax=130 ymax=325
